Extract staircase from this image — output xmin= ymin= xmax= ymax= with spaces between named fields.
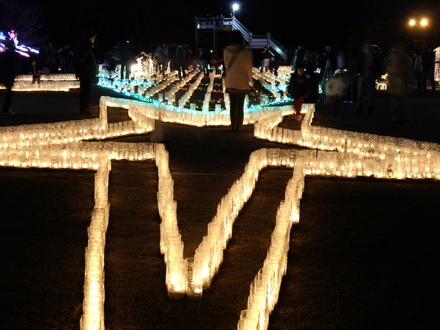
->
xmin=195 ymin=16 xmax=287 ymax=60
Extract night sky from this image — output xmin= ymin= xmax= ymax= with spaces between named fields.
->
xmin=1 ymin=0 xmax=439 ymax=56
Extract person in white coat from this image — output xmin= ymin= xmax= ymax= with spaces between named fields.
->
xmin=223 ymin=30 xmax=253 ymax=132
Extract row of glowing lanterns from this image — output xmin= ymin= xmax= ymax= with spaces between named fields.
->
xmin=3 ymin=67 xmax=290 ymax=111
xmin=1 ymin=79 xmax=439 ymax=329
xmin=99 ymin=64 xmax=290 ymax=110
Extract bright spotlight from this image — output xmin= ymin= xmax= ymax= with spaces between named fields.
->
xmin=409 ymin=18 xmax=416 ymax=26
xmin=232 ymin=3 xmax=240 ymax=17
xmin=420 ymin=18 xmax=428 ymax=27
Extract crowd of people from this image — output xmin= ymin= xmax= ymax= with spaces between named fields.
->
xmin=286 ymin=41 xmax=438 ymax=123
xmin=1 ymin=28 xmax=439 ymax=127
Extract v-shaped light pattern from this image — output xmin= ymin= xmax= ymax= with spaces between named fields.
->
xmin=1 ymin=95 xmax=439 ymax=330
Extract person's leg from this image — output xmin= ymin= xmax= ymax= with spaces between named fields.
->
xmin=79 ymin=76 xmax=92 ymax=113
xmin=390 ymin=94 xmax=402 ymax=123
xmin=416 ymin=72 xmax=422 ymax=92
xmin=293 ymin=96 xmax=304 ymax=120
xmin=2 ymin=81 xmax=14 ymax=113
xmin=126 ymin=62 xmax=131 ymax=79
xmin=366 ymin=77 xmax=376 ymax=115
xmin=177 ymin=66 xmax=183 ymax=80
xmin=355 ymin=77 xmax=365 ymax=114
xmin=229 ymin=94 xmax=245 ymax=131
xmin=422 ymin=72 xmax=428 ymax=92
xmin=229 ymin=94 xmax=238 ymax=131
xmin=235 ymin=94 xmax=245 ymax=131
xmin=120 ymin=62 xmax=126 ymax=79
xmin=181 ymin=61 xmax=186 ymax=78
xmin=430 ymin=71 xmax=436 ymax=92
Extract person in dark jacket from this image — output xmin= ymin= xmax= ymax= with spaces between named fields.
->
xmin=74 ymin=30 xmax=97 ymax=115
xmin=0 ymin=39 xmax=20 ymax=115
xmin=288 ymin=65 xmax=308 ymax=121
xmin=421 ymin=47 xmax=436 ymax=93
xmin=354 ymin=40 xmax=382 ymax=115
xmin=174 ymin=45 xmax=187 ymax=80
xmin=119 ymin=40 xmax=135 ymax=80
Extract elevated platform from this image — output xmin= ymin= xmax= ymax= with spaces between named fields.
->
xmin=195 ymin=16 xmax=287 ymax=60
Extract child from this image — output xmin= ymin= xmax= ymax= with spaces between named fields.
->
xmin=31 ymin=59 xmax=41 ymax=84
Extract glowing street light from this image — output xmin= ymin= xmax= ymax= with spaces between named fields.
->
xmin=407 ymin=16 xmax=431 ymax=47
xmin=408 ymin=17 xmax=429 ymax=28
xmin=232 ymin=3 xmax=240 ymax=18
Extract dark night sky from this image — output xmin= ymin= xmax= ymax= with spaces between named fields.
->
xmin=1 ymin=0 xmax=439 ymax=56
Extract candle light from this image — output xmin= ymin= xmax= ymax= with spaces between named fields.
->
xmin=1 ymin=73 xmax=438 ymax=330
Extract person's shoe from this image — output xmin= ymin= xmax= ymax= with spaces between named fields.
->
xmin=1 ymin=110 xmax=15 ymax=115
xmin=80 ymin=108 xmax=93 ymax=115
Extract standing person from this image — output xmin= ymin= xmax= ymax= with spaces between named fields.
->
xmin=354 ymin=40 xmax=382 ymax=115
xmin=223 ymin=30 xmax=253 ymax=132
xmin=0 ymin=39 xmax=20 ymax=115
xmin=421 ymin=47 xmax=436 ymax=93
xmin=31 ymin=58 xmax=42 ymax=84
xmin=291 ymin=44 xmax=305 ymax=71
xmin=319 ymin=45 xmax=337 ymax=82
xmin=260 ymin=46 xmax=270 ymax=72
xmin=385 ymin=41 xmax=412 ymax=123
xmin=45 ymin=42 xmax=59 ymax=73
xmin=197 ymin=48 xmax=210 ymax=75
xmin=413 ymin=50 xmax=423 ymax=92
xmin=288 ymin=65 xmax=308 ymax=121
xmin=119 ymin=40 xmax=134 ymax=80
xmin=155 ymin=43 xmax=168 ymax=75
xmin=304 ymin=61 xmax=320 ymax=103
xmin=74 ymin=30 xmax=97 ymax=115
xmin=174 ymin=45 xmax=187 ymax=80
xmin=167 ymin=43 xmax=177 ymax=74
xmin=318 ymin=45 xmax=337 ymax=100
xmin=272 ymin=51 xmax=281 ymax=76
xmin=58 ymin=45 xmax=73 ymax=73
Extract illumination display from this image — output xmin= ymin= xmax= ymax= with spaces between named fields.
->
xmin=1 ymin=74 xmax=439 ymax=329
xmin=98 ymin=65 xmax=292 ymax=112
xmin=0 ymin=74 xmax=79 ymax=91
xmin=434 ymin=47 xmax=440 ymax=83
xmin=0 ymin=30 xmax=39 ymax=57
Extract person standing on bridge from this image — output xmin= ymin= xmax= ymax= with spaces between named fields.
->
xmin=223 ymin=30 xmax=253 ymax=132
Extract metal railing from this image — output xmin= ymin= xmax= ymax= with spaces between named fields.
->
xmin=195 ymin=16 xmax=287 ymax=60
xmin=251 ymin=34 xmax=287 ymax=60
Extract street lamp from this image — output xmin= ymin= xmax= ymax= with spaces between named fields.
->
xmin=420 ymin=18 xmax=429 ymax=27
xmin=408 ymin=17 xmax=431 ymax=48
xmin=408 ymin=17 xmax=429 ymax=28
xmin=232 ymin=3 xmax=239 ymax=18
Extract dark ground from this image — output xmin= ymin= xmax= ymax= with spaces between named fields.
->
xmin=1 ymin=84 xmax=440 ymax=329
